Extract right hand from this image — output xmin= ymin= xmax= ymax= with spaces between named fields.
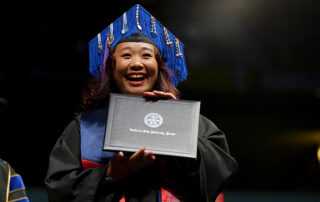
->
xmin=106 ymin=147 xmax=155 ymax=181
xmin=143 ymin=90 xmax=177 ymax=100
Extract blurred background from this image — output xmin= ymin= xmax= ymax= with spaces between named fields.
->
xmin=1 ymin=0 xmax=320 ymax=201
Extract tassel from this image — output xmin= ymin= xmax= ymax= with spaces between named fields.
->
xmin=99 ymin=32 xmax=110 ymax=91
xmin=121 ymin=12 xmax=128 ymax=35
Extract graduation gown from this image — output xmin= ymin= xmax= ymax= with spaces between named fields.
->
xmin=0 ymin=159 xmax=29 ymax=202
xmin=44 ymin=108 xmax=238 ymax=202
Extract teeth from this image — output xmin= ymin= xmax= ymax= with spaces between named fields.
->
xmin=126 ymin=74 xmax=146 ymax=81
xmin=127 ymin=74 xmax=145 ymax=79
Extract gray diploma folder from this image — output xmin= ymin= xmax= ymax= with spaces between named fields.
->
xmin=103 ymin=93 xmax=201 ymax=158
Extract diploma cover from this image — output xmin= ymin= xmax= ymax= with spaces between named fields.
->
xmin=103 ymin=93 xmax=201 ymax=158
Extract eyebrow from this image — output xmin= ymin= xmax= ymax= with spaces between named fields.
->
xmin=118 ymin=46 xmax=154 ymax=52
xmin=119 ymin=46 xmax=132 ymax=52
xmin=141 ymin=47 xmax=153 ymax=52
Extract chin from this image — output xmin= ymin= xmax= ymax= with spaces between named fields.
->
xmin=124 ymin=88 xmax=147 ymax=95
xmin=119 ymin=82 xmax=153 ymax=95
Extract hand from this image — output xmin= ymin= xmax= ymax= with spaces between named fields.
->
xmin=106 ymin=147 xmax=155 ymax=181
xmin=143 ymin=90 xmax=177 ymax=100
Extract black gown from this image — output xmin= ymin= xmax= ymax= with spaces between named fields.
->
xmin=44 ymin=111 xmax=238 ymax=202
xmin=0 ymin=159 xmax=29 ymax=202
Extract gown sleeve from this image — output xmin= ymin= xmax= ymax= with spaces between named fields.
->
xmin=172 ymin=115 xmax=238 ymax=202
xmin=44 ymin=117 xmax=115 ymax=202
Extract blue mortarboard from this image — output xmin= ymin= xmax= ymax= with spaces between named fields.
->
xmin=88 ymin=4 xmax=187 ymax=87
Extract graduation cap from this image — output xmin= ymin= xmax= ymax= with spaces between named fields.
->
xmin=88 ymin=4 xmax=187 ymax=87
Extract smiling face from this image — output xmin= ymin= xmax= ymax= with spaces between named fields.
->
xmin=113 ymin=42 xmax=159 ymax=95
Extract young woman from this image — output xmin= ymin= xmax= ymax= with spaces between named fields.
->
xmin=45 ymin=5 xmax=238 ymax=202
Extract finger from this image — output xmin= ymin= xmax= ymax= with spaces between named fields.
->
xmin=143 ymin=91 xmax=158 ymax=98
xmin=145 ymin=152 xmax=156 ymax=160
xmin=130 ymin=147 xmax=146 ymax=160
xmin=144 ymin=150 xmax=154 ymax=157
xmin=143 ymin=155 xmax=156 ymax=163
xmin=144 ymin=91 xmax=177 ymax=100
xmin=144 ymin=91 xmax=171 ymax=98
xmin=152 ymin=90 xmax=177 ymax=99
xmin=116 ymin=151 xmax=125 ymax=160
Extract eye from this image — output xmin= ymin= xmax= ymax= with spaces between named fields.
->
xmin=122 ymin=53 xmax=131 ymax=58
xmin=142 ymin=53 xmax=152 ymax=58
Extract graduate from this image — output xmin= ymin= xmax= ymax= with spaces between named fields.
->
xmin=45 ymin=4 xmax=238 ymax=202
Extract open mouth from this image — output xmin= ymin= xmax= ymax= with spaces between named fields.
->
xmin=126 ymin=74 xmax=147 ymax=82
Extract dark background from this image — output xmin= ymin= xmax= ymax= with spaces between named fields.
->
xmin=1 ymin=0 xmax=320 ymax=199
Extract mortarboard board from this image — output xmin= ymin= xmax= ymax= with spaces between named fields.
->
xmin=88 ymin=4 xmax=187 ymax=87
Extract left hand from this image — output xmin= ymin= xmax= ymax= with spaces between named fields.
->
xmin=107 ymin=147 xmax=155 ymax=181
xmin=143 ymin=90 xmax=177 ymax=100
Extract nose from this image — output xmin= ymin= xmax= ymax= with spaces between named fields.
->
xmin=129 ymin=56 xmax=143 ymax=71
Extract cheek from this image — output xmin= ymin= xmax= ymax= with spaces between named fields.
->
xmin=113 ymin=61 xmax=126 ymax=77
xmin=148 ymin=60 xmax=159 ymax=75
xmin=114 ymin=56 xmax=128 ymax=70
